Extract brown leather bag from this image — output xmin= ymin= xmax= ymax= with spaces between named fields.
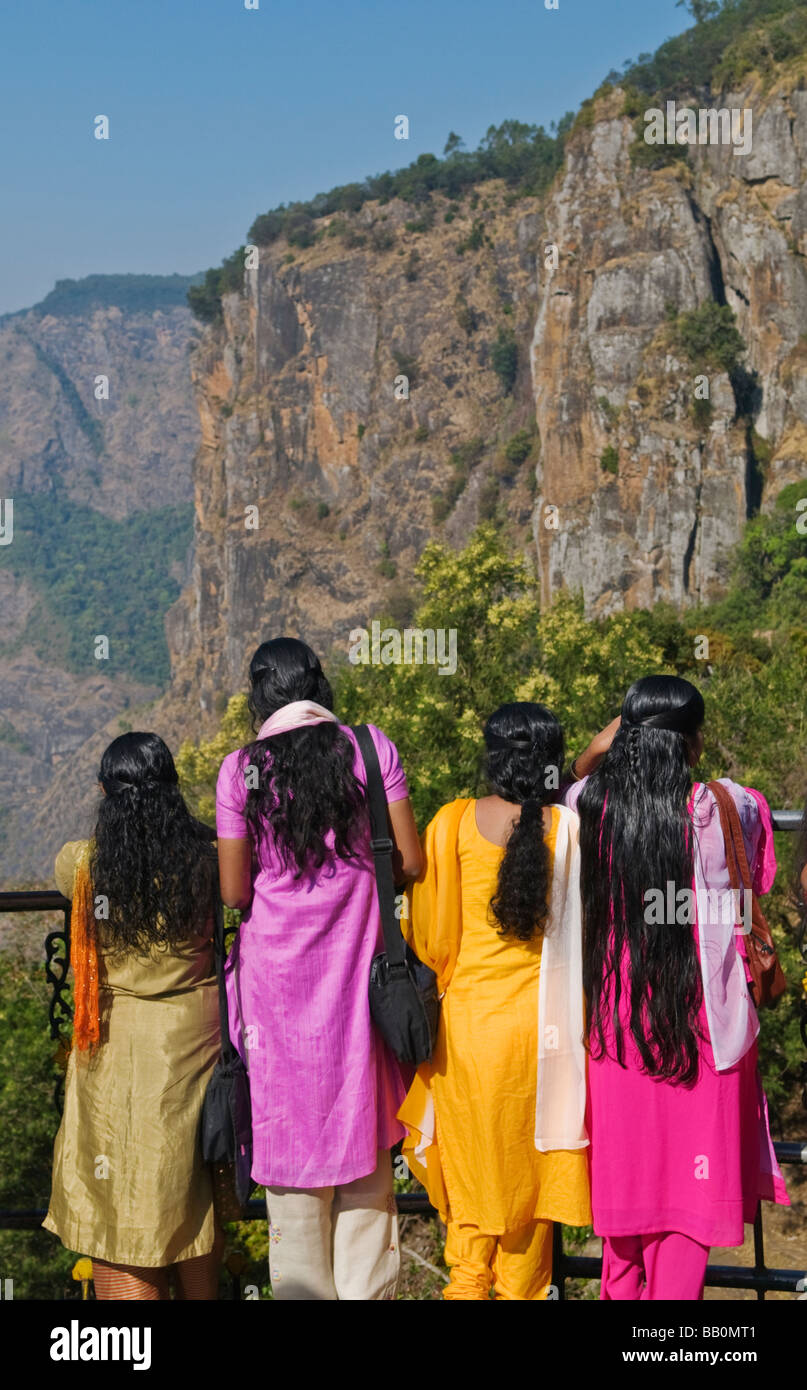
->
xmin=707 ymin=780 xmax=787 ymax=1010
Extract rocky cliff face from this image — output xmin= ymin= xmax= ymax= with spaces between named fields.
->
xmin=164 ymin=190 xmax=542 ymax=720
xmin=164 ymin=75 xmax=807 ymax=726
xmin=6 ymin=72 xmax=807 ymax=883
xmin=0 ymin=301 xmax=199 ymax=515
xmin=0 ymin=293 xmax=200 ymax=881
xmin=531 ymin=79 xmax=807 ymax=613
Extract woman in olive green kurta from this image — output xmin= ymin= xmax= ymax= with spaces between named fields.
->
xmin=43 ymin=732 xmax=222 ymax=1300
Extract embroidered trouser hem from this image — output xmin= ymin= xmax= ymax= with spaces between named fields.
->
xmin=265 ymin=1150 xmax=399 ymax=1300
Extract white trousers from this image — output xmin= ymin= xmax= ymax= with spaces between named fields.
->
xmin=265 ymin=1149 xmax=400 ymax=1300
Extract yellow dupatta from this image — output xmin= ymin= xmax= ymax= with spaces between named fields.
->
xmin=397 ymin=798 xmax=471 ymax=1221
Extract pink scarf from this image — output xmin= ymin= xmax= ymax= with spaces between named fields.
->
xmin=257 ymin=700 xmax=339 ymax=740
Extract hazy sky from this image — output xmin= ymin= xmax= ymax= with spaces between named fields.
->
xmin=0 ymin=0 xmax=690 ymax=315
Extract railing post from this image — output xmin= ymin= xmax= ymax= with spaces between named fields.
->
xmin=551 ymin=1221 xmax=566 ymax=1300
xmin=751 ymin=1203 xmax=766 ymax=1302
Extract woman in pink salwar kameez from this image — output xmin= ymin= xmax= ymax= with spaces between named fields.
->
xmin=215 ymin=637 xmax=422 ymax=1301
xmin=564 ymin=675 xmax=789 ymax=1301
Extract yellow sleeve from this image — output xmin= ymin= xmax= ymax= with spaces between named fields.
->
xmin=54 ymin=840 xmax=90 ymax=899
xmin=401 ymin=798 xmax=470 ymax=994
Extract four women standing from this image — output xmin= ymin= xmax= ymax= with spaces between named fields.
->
xmin=44 ymin=656 xmax=792 ymax=1302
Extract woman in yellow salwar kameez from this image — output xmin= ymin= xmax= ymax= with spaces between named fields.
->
xmin=398 ymin=702 xmax=591 ymax=1299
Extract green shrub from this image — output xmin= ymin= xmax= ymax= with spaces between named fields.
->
xmin=404 ymin=251 xmax=420 ymax=282
xmin=597 ymin=395 xmax=620 ymax=429
xmin=502 ymin=428 xmax=535 ymax=468
xmin=371 ymin=226 xmax=395 ymax=252
xmin=669 ymin=302 xmax=746 ymax=375
xmin=491 ymin=327 xmax=518 ymax=394
xmin=393 ymin=351 xmax=419 ymax=386
xmin=600 ymin=445 xmax=619 ymax=475
xmin=692 ymin=396 xmax=713 ymax=428
xmin=478 ymin=476 xmax=501 ymax=521
xmin=454 ymin=295 xmax=479 ymax=336
xmin=456 ymin=219 xmax=486 ymax=254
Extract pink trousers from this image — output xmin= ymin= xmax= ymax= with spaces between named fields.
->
xmin=601 ymin=1232 xmax=709 ymax=1301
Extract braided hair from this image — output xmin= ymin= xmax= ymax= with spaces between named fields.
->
xmin=579 ymin=675 xmax=706 ymax=1084
xmin=485 ymin=702 xmax=565 ymax=942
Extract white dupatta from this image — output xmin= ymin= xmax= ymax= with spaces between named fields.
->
xmin=534 ymin=804 xmax=589 ymax=1152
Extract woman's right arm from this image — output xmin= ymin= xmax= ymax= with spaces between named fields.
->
xmin=388 ymin=797 xmax=423 ymax=882
xmin=217 ymin=838 xmax=253 ymax=911
xmin=216 ymin=753 xmax=254 ymax=910
xmin=569 ymin=715 xmax=622 ymax=780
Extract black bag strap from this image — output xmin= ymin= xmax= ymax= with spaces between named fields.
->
xmin=353 ymin=724 xmax=406 ymax=969
xmin=211 ymin=890 xmax=240 ymax=1065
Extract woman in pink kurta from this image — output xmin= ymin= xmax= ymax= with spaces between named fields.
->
xmin=564 ymin=676 xmax=788 ymax=1301
xmin=215 ymin=637 xmax=422 ymax=1300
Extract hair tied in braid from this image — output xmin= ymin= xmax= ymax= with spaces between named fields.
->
xmin=483 ymin=702 xmax=565 ymax=942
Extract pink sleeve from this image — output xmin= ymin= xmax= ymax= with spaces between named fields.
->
xmin=561 ymin=776 xmax=587 ymax=813
xmin=367 ymin=724 xmax=409 ymax=804
xmin=744 ymin=787 xmax=777 ymax=896
xmin=216 ymin=750 xmax=249 ymax=838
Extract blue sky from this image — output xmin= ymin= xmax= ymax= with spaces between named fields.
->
xmin=0 ymin=0 xmax=690 ymax=315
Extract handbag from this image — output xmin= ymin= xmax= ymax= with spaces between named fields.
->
xmin=200 ymin=896 xmax=254 ymax=1208
xmin=353 ymin=724 xmax=440 ymax=1065
xmin=707 ymin=780 xmax=787 ymax=1010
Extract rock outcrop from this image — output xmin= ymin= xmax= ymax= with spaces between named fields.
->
xmin=163 ymin=77 xmax=807 ymax=725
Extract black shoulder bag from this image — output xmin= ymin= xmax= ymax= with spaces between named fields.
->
xmin=200 ymin=898 xmax=254 ymax=1208
xmin=353 ymin=723 xmax=439 ymax=1066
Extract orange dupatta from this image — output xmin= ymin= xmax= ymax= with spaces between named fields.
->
xmin=70 ymin=845 xmax=100 ymax=1052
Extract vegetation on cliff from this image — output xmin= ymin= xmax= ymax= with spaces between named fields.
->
xmin=0 ymin=492 xmax=193 ymax=686
xmin=611 ymin=0 xmax=807 ymax=97
xmin=188 ymin=0 xmax=807 ymax=326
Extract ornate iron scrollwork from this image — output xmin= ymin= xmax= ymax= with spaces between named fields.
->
xmin=45 ymin=902 xmax=73 ymax=1114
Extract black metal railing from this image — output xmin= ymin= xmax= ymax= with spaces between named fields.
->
xmin=1 ymin=804 xmax=806 ymax=1299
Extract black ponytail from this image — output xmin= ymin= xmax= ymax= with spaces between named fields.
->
xmin=485 ymin=703 xmax=565 ymax=942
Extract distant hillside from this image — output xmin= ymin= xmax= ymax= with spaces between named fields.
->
xmin=0 ymin=279 xmax=201 ymax=882
xmin=0 ymin=272 xmax=204 ymax=324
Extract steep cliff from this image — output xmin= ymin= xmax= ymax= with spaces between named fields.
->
xmin=164 ymin=74 xmax=807 ymax=726
xmin=531 ymin=78 xmax=807 ymax=612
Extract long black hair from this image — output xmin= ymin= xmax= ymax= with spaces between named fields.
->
xmin=240 ymin=637 xmax=367 ymax=876
xmin=91 ymin=732 xmax=217 ymax=948
xmin=579 ymin=675 xmax=706 ymax=1084
xmin=485 ymin=702 xmax=565 ymax=942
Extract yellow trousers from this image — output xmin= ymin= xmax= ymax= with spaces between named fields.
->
xmin=443 ymin=1218 xmax=554 ymax=1300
